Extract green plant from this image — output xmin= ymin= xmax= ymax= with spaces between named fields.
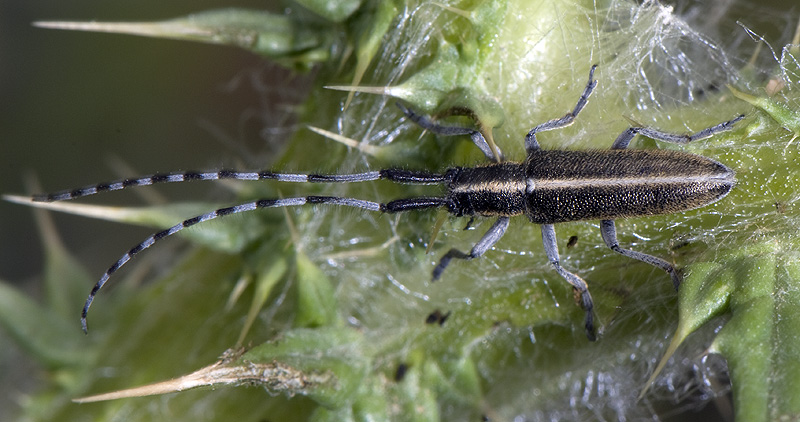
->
xmin=4 ymin=1 xmax=800 ymax=420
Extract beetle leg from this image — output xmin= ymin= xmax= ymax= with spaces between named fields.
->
xmin=396 ymin=102 xmax=500 ymax=162
xmin=524 ymin=65 xmax=598 ymax=154
xmin=600 ymin=219 xmax=681 ymax=290
xmin=610 ymin=114 xmax=744 ymax=150
xmin=432 ymin=217 xmax=509 ymax=280
xmin=541 ymin=224 xmax=596 ymax=341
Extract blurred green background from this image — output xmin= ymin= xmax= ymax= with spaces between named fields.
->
xmin=0 ymin=2 xmax=295 ymax=419
xmin=1 ymin=0 xmax=798 ymax=420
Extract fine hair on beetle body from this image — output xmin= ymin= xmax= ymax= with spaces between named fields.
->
xmin=31 ymin=65 xmax=744 ymax=341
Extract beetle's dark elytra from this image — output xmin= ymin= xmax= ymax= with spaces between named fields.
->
xmin=523 ymin=149 xmax=735 ymax=223
xmin=443 ymin=149 xmax=735 ymax=223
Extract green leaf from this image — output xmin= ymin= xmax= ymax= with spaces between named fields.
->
xmin=34 ymin=9 xmax=333 ymax=67
xmin=29 ymin=197 xmax=94 ymax=320
xmin=235 ymin=256 xmax=289 ymax=345
xmin=709 ymin=239 xmax=800 ymax=421
xmin=729 ymin=85 xmax=800 ymax=146
xmin=294 ymin=0 xmax=364 ymax=23
xmin=294 ymin=251 xmax=341 ymax=328
xmin=0 ymin=281 xmax=87 ymax=368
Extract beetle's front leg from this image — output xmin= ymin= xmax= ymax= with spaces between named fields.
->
xmin=432 ymin=217 xmax=509 ymax=280
xmin=396 ymin=102 xmax=502 ymax=162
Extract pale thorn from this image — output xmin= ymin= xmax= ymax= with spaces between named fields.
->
xmin=3 ymin=194 xmax=139 ymax=222
xmin=306 ymin=126 xmax=380 ymax=157
xmin=33 ymin=20 xmax=209 ymax=39
xmin=324 ymin=84 xmax=409 ymax=99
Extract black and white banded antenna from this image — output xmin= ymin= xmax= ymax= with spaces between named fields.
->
xmin=32 ymin=168 xmax=455 ymax=334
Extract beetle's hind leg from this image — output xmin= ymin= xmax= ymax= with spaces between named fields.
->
xmin=600 ymin=220 xmax=681 ymax=290
xmin=610 ymin=114 xmax=744 ymax=150
xmin=541 ymin=224 xmax=596 ymax=341
xmin=396 ymin=103 xmax=501 ymax=162
xmin=432 ymin=217 xmax=509 ymax=280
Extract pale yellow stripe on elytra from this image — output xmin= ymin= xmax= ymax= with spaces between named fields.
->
xmin=451 ymin=179 xmax=527 ymax=194
xmin=528 ymin=173 xmax=733 ymax=190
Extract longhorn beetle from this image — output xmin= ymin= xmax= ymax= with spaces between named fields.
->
xmin=32 ymin=65 xmax=743 ymax=340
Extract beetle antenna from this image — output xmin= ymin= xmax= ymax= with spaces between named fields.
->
xmin=34 ymin=169 xmax=449 ymax=202
xmin=79 ymin=194 xmax=449 ymax=333
xmin=38 ymin=168 xmax=453 ymax=333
